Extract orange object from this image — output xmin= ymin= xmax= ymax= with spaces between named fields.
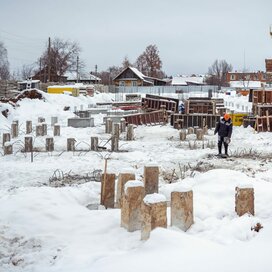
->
xmin=224 ymin=113 xmax=230 ymax=120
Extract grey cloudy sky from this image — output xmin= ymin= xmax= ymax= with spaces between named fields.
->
xmin=0 ymin=0 xmax=272 ymax=76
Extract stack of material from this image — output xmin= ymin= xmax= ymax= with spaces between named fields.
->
xmin=185 ymin=97 xmax=216 ymax=115
xmin=252 ymin=89 xmax=272 ymax=132
xmin=141 ymin=94 xmax=179 ymax=113
xmin=124 ymin=110 xmax=166 ymax=126
xmin=252 ymin=89 xmax=272 ymax=116
xmin=171 ymin=113 xmax=220 ymax=129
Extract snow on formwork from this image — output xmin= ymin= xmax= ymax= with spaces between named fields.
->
xmin=1 ymin=91 xmax=272 ymax=271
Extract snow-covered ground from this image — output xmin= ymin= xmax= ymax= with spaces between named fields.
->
xmin=1 ymin=92 xmax=272 ymax=271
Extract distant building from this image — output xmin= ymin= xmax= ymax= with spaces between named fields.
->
xmin=65 ymin=72 xmax=101 ymax=84
xmin=226 ymin=71 xmax=266 ymax=84
xmin=171 ymin=75 xmax=205 ymax=86
xmin=226 ymin=71 xmax=266 ymax=91
xmin=32 ymin=66 xmax=67 ymax=83
xmin=113 ymin=66 xmax=167 ymax=86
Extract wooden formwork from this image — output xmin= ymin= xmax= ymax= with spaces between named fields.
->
xmin=145 ymin=94 xmax=179 ymax=112
xmin=243 ymin=117 xmax=256 ymax=128
xmin=252 ymin=104 xmax=272 ymax=116
xmin=185 ymin=99 xmax=216 ymax=115
xmin=142 ymin=97 xmax=177 ymax=113
xmin=171 ymin=114 xmax=220 ymax=129
xmin=124 ymin=110 xmax=166 ymax=126
xmin=255 ymin=115 xmax=272 ymax=132
xmin=253 ymin=90 xmax=272 ymax=104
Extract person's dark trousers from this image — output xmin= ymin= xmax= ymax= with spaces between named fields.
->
xmin=218 ymin=136 xmax=228 ymax=155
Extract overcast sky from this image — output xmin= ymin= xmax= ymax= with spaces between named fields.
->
xmin=0 ymin=0 xmax=272 ymax=76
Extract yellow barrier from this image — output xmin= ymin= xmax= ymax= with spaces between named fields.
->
xmin=230 ymin=113 xmax=248 ymax=126
xmin=47 ymin=86 xmax=79 ymax=97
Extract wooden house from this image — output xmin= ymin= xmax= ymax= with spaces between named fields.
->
xmin=113 ymin=66 xmax=167 ymax=86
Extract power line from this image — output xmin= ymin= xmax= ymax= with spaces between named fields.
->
xmin=0 ymin=28 xmax=44 ymax=42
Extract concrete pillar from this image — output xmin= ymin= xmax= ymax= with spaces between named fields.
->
xmin=13 ymin=120 xmax=19 ymax=126
xmin=100 ymin=173 xmax=116 ymax=209
xmin=67 ymin=138 xmax=76 ymax=151
xmin=171 ymin=190 xmax=194 ymax=231
xmin=121 ymin=180 xmax=144 ymax=232
xmin=235 ymin=187 xmax=254 ymax=216
xmin=36 ymin=124 xmax=43 ymax=137
xmin=51 ymin=116 xmax=58 ymax=126
xmin=42 ymin=123 xmax=47 ymax=136
xmin=120 ymin=118 xmax=126 ymax=133
xmin=193 ymin=126 xmax=200 ymax=134
xmin=91 ymin=136 xmax=98 ymax=151
xmin=80 ymin=104 xmax=84 ymax=111
xmin=196 ymin=129 xmax=204 ymax=140
xmin=11 ymin=122 xmax=18 ymax=138
xmin=141 ymin=193 xmax=167 ymax=240
xmin=187 ymin=127 xmax=194 ymax=134
xmin=126 ymin=124 xmax=134 ymax=141
xmin=53 ymin=124 xmax=60 ymax=136
xmin=111 ymin=135 xmax=119 ymax=151
xmin=24 ymin=136 xmax=33 ymax=152
xmin=46 ymin=137 xmax=54 ymax=152
xmin=26 ymin=120 xmax=32 ymax=134
xmin=4 ymin=143 xmax=12 ymax=155
xmin=116 ymin=173 xmax=136 ymax=208
xmin=2 ymin=133 xmax=10 ymax=147
xmin=144 ymin=166 xmax=159 ymax=195
xmin=179 ymin=129 xmax=187 ymax=141
xmin=112 ymin=123 xmax=120 ymax=139
xmin=38 ymin=117 xmax=45 ymax=123
xmin=105 ymin=118 xmax=113 ymax=134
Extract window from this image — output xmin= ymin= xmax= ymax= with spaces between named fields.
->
xmin=119 ymin=81 xmax=125 ymax=86
xmin=132 ymin=81 xmax=137 ymax=86
xmin=230 ymin=75 xmax=235 ymax=80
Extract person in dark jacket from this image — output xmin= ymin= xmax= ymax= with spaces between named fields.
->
xmin=214 ymin=113 xmax=233 ymax=156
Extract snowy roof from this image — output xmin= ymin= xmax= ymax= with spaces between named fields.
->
xmin=171 ymin=76 xmax=205 ymax=86
xmin=65 ymin=72 xmax=101 ymax=81
xmin=229 ymin=81 xmax=262 ymax=88
xmin=18 ymin=79 xmax=40 ymax=84
xmin=129 ymin=67 xmax=146 ymax=80
xmin=113 ymin=66 xmax=154 ymax=85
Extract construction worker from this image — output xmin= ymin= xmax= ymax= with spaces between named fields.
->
xmin=214 ymin=113 xmax=233 ymax=157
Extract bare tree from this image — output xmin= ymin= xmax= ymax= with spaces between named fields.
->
xmin=39 ymin=38 xmax=81 ymax=82
xmin=0 ymin=41 xmax=10 ymax=80
xmin=206 ymin=59 xmax=233 ymax=89
xmin=97 ymin=65 xmax=122 ymax=85
xmin=135 ymin=44 xmax=163 ymax=78
xmin=21 ymin=64 xmax=36 ymax=80
xmin=122 ymin=56 xmax=132 ymax=69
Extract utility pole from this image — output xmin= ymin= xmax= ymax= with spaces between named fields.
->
xmin=39 ymin=57 xmax=42 ymax=82
xmin=95 ymin=64 xmax=98 ymax=85
xmin=76 ymin=56 xmax=79 ymax=83
xmin=48 ymin=37 xmax=51 ymax=82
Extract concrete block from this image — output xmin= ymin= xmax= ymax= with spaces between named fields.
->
xmin=121 ymin=180 xmax=144 ymax=232
xmin=68 ymin=117 xmax=94 ymax=128
xmin=171 ymin=190 xmax=194 ymax=231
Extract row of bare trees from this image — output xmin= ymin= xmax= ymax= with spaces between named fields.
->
xmin=1 ymin=37 xmax=233 ymax=87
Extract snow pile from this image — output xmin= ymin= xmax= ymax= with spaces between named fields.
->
xmin=143 ymin=193 xmax=167 ymax=204
xmin=1 ymin=91 xmax=272 ymax=271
